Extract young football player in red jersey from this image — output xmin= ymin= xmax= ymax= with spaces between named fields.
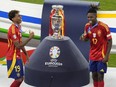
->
xmin=80 ymin=5 xmax=112 ymax=87
xmin=6 ymin=10 xmax=34 ymax=87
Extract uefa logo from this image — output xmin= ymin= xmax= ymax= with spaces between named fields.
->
xmin=49 ymin=46 xmax=60 ymax=58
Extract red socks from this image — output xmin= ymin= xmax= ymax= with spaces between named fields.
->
xmin=94 ymin=81 xmax=98 ymax=87
xmin=10 ymin=80 xmax=22 ymax=87
xmin=98 ymin=81 xmax=104 ymax=87
xmin=93 ymin=81 xmax=104 ymax=87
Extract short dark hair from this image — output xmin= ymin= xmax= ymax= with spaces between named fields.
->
xmin=8 ymin=10 xmax=19 ymax=21
xmin=87 ymin=5 xmax=99 ymax=14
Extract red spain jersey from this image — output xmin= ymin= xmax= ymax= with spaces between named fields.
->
xmin=6 ymin=24 xmax=22 ymax=60
xmin=84 ymin=21 xmax=112 ymax=61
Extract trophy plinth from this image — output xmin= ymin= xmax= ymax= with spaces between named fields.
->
xmin=25 ymin=36 xmax=89 ymax=87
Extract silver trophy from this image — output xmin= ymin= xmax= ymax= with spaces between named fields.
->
xmin=51 ymin=5 xmax=64 ymax=39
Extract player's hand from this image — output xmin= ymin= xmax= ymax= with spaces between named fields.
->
xmin=102 ymin=57 xmax=108 ymax=63
xmin=80 ymin=34 xmax=86 ymax=41
xmin=29 ymin=30 xmax=34 ymax=39
xmin=80 ymin=34 xmax=84 ymax=40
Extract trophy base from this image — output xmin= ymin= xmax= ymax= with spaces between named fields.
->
xmin=51 ymin=33 xmax=63 ymax=39
xmin=24 ymin=36 xmax=89 ymax=87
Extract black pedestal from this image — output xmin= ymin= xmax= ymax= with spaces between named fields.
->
xmin=24 ymin=36 xmax=89 ymax=87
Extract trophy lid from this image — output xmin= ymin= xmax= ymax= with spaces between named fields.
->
xmin=52 ymin=5 xmax=57 ymax=9
xmin=57 ymin=5 xmax=63 ymax=9
xmin=52 ymin=5 xmax=63 ymax=9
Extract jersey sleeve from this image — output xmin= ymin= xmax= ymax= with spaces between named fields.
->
xmin=10 ymin=25 xmax=19 ymax=42
xmin=103 ymin=24 xmax=112 ymax=40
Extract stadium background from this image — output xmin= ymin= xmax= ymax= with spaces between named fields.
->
xmin=0 ymin=0 xmax=116 ymax=87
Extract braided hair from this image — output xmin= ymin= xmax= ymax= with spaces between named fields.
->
xmin=87 ymin=5 xmax=99 ymax=14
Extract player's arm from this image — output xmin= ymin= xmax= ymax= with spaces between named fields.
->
xmin=103 ymin=39 xmax=112 ymax=63
xmin=21 ymin=47 xmax=29 ymax=62
xmin=14 ymin=32 xmax=34 ymax=49
xmin=106 ymin=39 xmax=112 ymax=58
xmin=102 ymin=25 xmax=112 ymax=63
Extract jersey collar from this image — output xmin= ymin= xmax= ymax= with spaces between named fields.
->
xmin=87 ymin=21 xmax=99 ymax=33
xmin=13 ymin=23 xmax=23 ymax=33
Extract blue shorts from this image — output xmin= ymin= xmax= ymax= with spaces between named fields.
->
xmin=89 ymin=60 xmax=107 ymax=73
xmin=7 ymin=59 xmax=24 ymax=79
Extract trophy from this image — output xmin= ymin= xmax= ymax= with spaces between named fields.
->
xmin=49 ymin=5 xmax=65 ymax=39
xmin=51 ymin=14 xmax=62 ymax=39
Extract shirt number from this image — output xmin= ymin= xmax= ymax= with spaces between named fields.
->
xmin=15 ymin=65 xmax=21 ymax=72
